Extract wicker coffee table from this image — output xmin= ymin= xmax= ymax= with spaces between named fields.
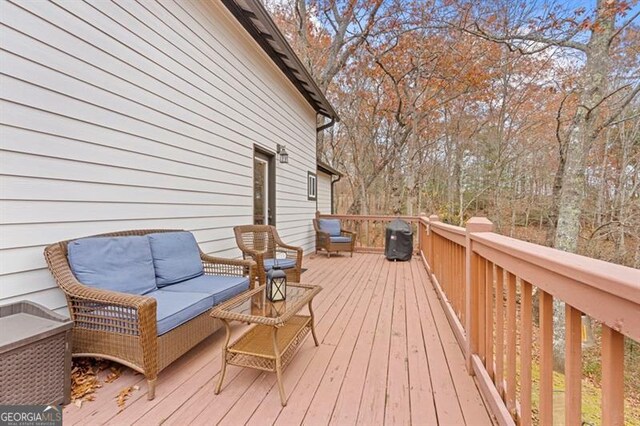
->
xmin=211 ymin=283 xmax=322 ymax=406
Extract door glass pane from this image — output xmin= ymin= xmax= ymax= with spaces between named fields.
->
xmin=254 ymin=158 xmax=267 ymax=225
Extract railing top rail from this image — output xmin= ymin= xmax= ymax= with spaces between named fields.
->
xmin=471 ymin=232 xmax=640 ymax=303
xmin=317 ymin=214 xmax=420 ymax=222
xmin=429 ymin=221 xmax=466 ymax=236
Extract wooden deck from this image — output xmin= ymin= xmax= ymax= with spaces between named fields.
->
xmin=63 ymin=253 xmax=493 ymax=425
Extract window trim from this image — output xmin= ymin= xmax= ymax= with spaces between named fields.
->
xmin=307 ymin=171 xmax=317 ymax=201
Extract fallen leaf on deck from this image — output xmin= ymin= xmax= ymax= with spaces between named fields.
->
xmin=116 ymin=385 xmax=137 ymax=411
xmin=105 ymin=365 xmax=123 ymax=383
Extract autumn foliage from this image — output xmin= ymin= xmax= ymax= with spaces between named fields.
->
xmin=269 ymin=0 xmax=640 ymax=267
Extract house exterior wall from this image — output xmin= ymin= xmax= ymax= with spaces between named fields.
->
xmin=317 ymin=171 xmax=333 ymax=214
xmin=0 ymin=0 xmax=318 ymax=314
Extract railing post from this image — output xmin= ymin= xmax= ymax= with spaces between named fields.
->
xmin=428 ymin=215 xmax=439 ymax=268
xmin=465 ymin=217 xmax=493 ymax=374
xmin=418 ymin=212 xmax=426 ymax=255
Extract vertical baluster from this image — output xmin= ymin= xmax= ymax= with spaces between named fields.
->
xmin=485 ymin=260 xmax=494 ymax=378
xmin=461 ymin=245 xmax=466 ymax=326
xmin=506 ymin=272 xmax=517 ymax=415
xmin=495 ymin=266 xmax=504 ymax=396
xmin=365 ymin=219 xmax=370 ymax=248
xmin=434 ymin=234 xmax=439 ymax=278
xmin=565 ymin=305 xmax=582 ymax=425
xmin=458 ymin=245 xmax=465 ymax=318
xmin=520 ymin=280 xmax=533 ymax=426
xmin=448 ymin=241 xmax=452 ymax=299
xmin=449 ymin=241 xmax=454 ymax=311
xmin=456 ymin=244 xmax=461 ymax=318
xmin=459 ymin=245 xmax=464 ymax=319
xmin=438 ymin=235 xmax=443 ymax=281
xmin=539 ymin=290 xmax=554 ymax=425
xmin=468 ymin=251 xmax=480 ymax=369
xmin=451 ymin=242 xmax=456 ymax=314
xmin=443 ymin=239 xmax=448 ymax=295
xmin=448 ymin=241 xmax=452 ymax=306
xmin=602 ymin=325 xmax=624 ymax=426
xmin=478 ymin=257 xmax=487 ymax=362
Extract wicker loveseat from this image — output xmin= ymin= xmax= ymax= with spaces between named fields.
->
xmin=313 ymin=218 xmax=357 ymax=257
xmin=44 ymin=229 xmax=255 ymax=400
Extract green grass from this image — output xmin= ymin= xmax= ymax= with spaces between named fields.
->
xmin=529 ymin=351 xmax=640 ymax=425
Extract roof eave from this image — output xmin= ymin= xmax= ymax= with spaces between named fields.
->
xmin=317 ymin=160 xmax=342 ymax=177
xmin=222 ymin=0 xmax=339 ymax=121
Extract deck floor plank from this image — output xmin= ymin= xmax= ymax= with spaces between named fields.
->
xmin=328 ymin=256 xmax=393 ymax=426
xmin=409 ymin=257 xmax=468 ymax=425
xmin=301 ymin=255 xmax=386 ymax=426
xmin=61 ymin=253 xmax=493 ymax=425
xmin=405 ymin=260 xmax=439 ymax=424
xmin=413 ymin=257 xmax=493 ymax=425
xmin=275 ymin=254 xmax=385 ymax=425
xmin=385 ymin=260 xmax=411 ymax=425
xmin=244 ymin=256 xmax=371 ymax=424
xmin=355 ymin=254 xmax=396 ymax=426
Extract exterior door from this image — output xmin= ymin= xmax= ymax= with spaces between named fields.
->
xmin=254 ymin=152 xmax=274 ymax=225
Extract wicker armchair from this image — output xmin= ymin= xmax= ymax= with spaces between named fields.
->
xmin=313 ymin=218 xmax=357 ymax=257
xmin=233 ymin=225 xmax=303 ymax=286
xmin=44 ymin=229 xmax=255 ymax=400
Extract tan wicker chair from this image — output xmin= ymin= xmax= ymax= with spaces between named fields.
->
xmin=44 ymin=229 xmax=256 ymax=400
xmin=313 ymin=219 xmax=357 ymax=257
xmin=233 ymin=225 xmax=303 ymax=286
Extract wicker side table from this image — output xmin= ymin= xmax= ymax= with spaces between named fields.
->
xmin=0 ymin=301 xmax=73 ymax=405
xmin=211 ymin=283 xmax=321 ymax=406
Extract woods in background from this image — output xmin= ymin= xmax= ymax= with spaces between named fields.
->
xmin=268 ymin=0 xmax=640 ymax=268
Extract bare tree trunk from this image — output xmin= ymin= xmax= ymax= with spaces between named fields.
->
xmin=552 ymin=0 xmax=615 ymax=372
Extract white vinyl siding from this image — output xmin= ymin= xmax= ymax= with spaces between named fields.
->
xmin=317 ymin=171 xmax=332 ymax=214
xmin=0 ymin=0 xmax=317 ymax=314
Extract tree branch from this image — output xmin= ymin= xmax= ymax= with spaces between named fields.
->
xmin=460 ymin=22 xmax=588 ymax=54
xmin=594 ymin=84 xmax=640 ymax=135
xmin=609 ymin=10 xmax=640 ymax=45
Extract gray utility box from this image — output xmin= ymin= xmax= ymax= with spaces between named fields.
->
xmin=0 ymin=301 xmax=73 ymax=405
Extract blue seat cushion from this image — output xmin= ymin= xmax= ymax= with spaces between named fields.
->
xmin=146 ymin=289 xmax=213 ymax=335
xmin=67 ymin=236 xmax=157 ymax=295
xmin=263 ymin=258 xmax=296 ymax=271
xmin=161 ymin=274 xmax=250 ymax=305
xmin=330 ymin=236 xmax=352 ymax=243
xmin=318 ymin=219 xmax=342 ymax=237
xmin=147 ymin=232 xmax=204 ymax=287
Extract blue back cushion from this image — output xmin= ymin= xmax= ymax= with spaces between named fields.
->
xmin=147 ymin=232 xmax=204 ymax=287
xmin=67 ymin=236 xmax=157 ymax=295
xmin=319 ymin=219 xmax=342 ymax=237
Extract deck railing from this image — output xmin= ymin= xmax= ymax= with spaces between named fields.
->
xmin=420 ymin=215 xmax=640 ymax=426
xmin=318 ymin=213 xmax=640 ymax=425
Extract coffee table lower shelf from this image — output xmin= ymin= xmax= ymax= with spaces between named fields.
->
xmin=215 ymin=315 xmax=317 ymax=406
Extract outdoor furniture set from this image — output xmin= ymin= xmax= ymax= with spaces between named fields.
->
xmin=37 ymin=219 xmax=355 ymax=405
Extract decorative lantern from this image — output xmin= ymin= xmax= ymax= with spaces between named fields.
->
xmin=276 ymin=144 xmax=289 ymax=164
xmin=266 ymin=265 xmax=287 ymax=302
